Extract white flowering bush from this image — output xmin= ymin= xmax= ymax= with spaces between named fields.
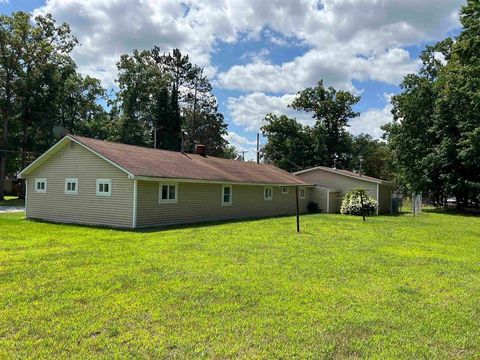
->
xmin=340 ymin=188 xmax=378 ymax=216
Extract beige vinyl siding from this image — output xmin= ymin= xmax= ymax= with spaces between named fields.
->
xmin=329 ymin=191 xmax=342 ymax=213
xmin=296 ymin=168 xmax=393 ymax=214
xmin=136 ymin=181 xmax=309 ymax=227
xmin=309 ymin=187 xmax=328 ymax=213
xmin=25 ymin=141 xmax=134 ymax=228
xmin=296 ymin=169 xmax=377 ymax=197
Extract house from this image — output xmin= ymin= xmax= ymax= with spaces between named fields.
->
xmin=294 ymin=166 xmax=395 ymax=214
xmin=18 ymin=135 xmax=311 ymax=228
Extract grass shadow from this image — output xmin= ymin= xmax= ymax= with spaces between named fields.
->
xmin=422 ymin=207 xmax=480 ymax=217
xmin=24 ymin=212 xmax=312 ymax=234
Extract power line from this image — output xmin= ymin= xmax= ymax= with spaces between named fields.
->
xmin=0 ymin=149 xmax=43 ymax=155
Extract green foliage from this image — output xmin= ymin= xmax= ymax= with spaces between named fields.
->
xmin=221 ymin=145 xmax=239 ymax=160
xmin=114 ymin=49 xmax=171 ymax=147
xmin=340 ymin=188 xmax=378 ymax=216
xmin=1 ymin=211 xmax=479 ymax=358
xmin=0 ymin=11 xmax=96 ymax=199
xmin=290 ymin=80 xmax=360 ymax=167
xmin=349 ymin=134 xmax=393 ymax=180
xmin=385 ymin=0 xmax=480 ymax=207
xmin=261 ymin=114 xmax=318 ymax=172
xmin=114 ymin=48 xmax=229 ymax=156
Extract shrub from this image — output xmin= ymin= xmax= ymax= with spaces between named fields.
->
xmin=340 ymin=188 xmax=378 ymax=216
xmin=307 ymin=201 xmax=321 ymax=213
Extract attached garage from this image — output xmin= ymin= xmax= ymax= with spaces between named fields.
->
xmin=294 ymin=166 xmax=395 ymax=214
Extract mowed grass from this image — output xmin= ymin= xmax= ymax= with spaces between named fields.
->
xmin=0 ymin=211 xmax=479 ymax=359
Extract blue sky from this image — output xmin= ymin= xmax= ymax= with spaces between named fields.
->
xmin=1 ymin=0 xmax=464 ymax=158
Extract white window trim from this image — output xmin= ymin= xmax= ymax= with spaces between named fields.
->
xmin=299 ymin=187 xmax=306 ymax=199
xmin=264 ymin=186 xmax=273 ymax=201
xmin=35 ymin=178 xmax=47 ymax=193
xmin=158 ymin=182 xmax=178 ymax=204
xmin=281 ymin=186 xmax=289 ymax=194
xmin=64 ymin=178 xmax=78 ymax=195
xmin=96 ymin=179 xmax=112 ymax=197
xmin=222 ymin=184 xmax=232 ymax=206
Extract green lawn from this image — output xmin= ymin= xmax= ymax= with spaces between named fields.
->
xmin=0 ymin=196 xmax=24 ymax=207
xmin=0 ymin=211 xmax=479 ymax=359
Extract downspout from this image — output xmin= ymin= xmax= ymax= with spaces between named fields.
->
xmin=376 ymin=183 xmax=380 ymax=215
xmin=326 ymin=189 xmax=330 ymax=213
xmin=25 ymin=179 xmax=28 ymax=219
xmin=132 ymin=179 xmax=138 ymax=228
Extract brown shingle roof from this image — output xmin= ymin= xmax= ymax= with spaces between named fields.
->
xmin=71 ymin=135 xmax=308 ymax=185
xmin=295 ymin=166 xmax=393 ymax=184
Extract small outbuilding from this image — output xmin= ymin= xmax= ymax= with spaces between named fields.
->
xmin=19 ymin=135 xmax=311 ymax=228
xmin=294 ymin=166 xmax=395 ymax=214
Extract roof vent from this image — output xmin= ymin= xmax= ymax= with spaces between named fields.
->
xmin=195 ymin=144 xmax=207 ymax=157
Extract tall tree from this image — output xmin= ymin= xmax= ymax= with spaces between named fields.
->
xmin=385 ymin=0 xmax=480 ymax=207
xmin=181 ymin=65 xmax=229 ymax=156
xmin=349 ymin=134 xmax=393 ymax=180
xmin=290 ymin=80 xmax=360 ymax=167
xmin=115 ymin=47 xmax=231 ymax=156
xmin=157 ymin=47 xmax=193 ymax=150
xmin=261 ymin=114 xmax=318 ymax=172
xmin=0 ymin=12 xmax=78 ymax=199
xmin=115 ymin=49 xmax=171 ymax=146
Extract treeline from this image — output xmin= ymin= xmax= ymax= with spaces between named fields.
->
xmin=261 ymin=81 xmax=393 ymax=180
xmin=0 ymin=12 xmax=234 ymax=199
xmin=384 ymin=0 xmax=480 ymax=208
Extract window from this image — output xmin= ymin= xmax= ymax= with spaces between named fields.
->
xmin=264 ymin=186 xmax=273 ymax=201
xmin=299 ymin=187 xmax=306 ymax=199
xmin=96 ymin=179 xmax=112 ymax=196
xmin=159 ymin=183 xmax=177 ymax=204
xmin=35 ymin=178 xmax=47 ymax=193
xmin=64 ymin=178 xmax=78 ymax=195
xmin=281 ymin=187 xmax=289 ymax=194
xmin=222 ymin=185 xmax=232 ymax=206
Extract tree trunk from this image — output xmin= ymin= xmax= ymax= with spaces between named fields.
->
xmin=0 ymin=105 xmax=10 ymax=201
xmin=19 ymin=107 xmax=30 ymax=200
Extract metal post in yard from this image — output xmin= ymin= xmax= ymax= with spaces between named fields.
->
xmin=360 ymin=190 xmax=366 ymax=222
xmin=295 ymin=186 xmax=300 ymax=233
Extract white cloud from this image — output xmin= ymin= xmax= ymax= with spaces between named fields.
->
xmin=349 ymin=94 xmax=394 ymax=139
xmin=217 ymin=47 xmax=420 ymax=93
xmin=240 ymin=48 xmax=270 ymax=63
xmin=215 ymin=0 xmax=461 ymax=92
xmin=228 ymin=92 xmax=394 ymax=139
xmin=223 ymin=131 xmax=259 ymax=160
xmin=227 ymin=92 xmax=314 ymax=131
xmin=34 ymin=0 xmax=222 ymax=87
xmin=34 ymin=0 xmax=462 ymax=90
xmin=225 ymin=131 xmax=256 ymax=148
xmin=434 ymin=51 xmax=447 ymax=65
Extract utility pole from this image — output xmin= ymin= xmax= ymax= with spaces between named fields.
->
xmin=153 ymin=126 xmax=157 ymax=149
xmin=241 ymin=150 xmax=249 ymax=161
xmin=256 ymin=132 xmax=260 ymax=164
